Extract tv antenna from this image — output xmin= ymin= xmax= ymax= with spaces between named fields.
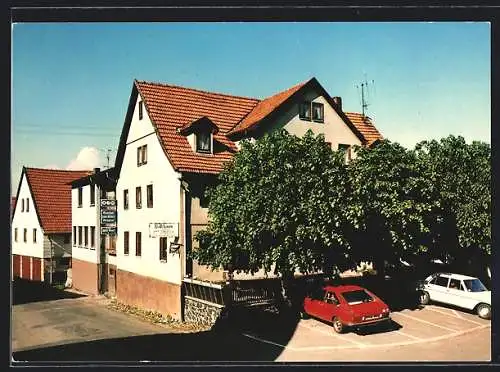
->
xmin=355 ymin=75 xmax=375 ymax=117
xmin=99 ymin=148 xmax=116 ymax=169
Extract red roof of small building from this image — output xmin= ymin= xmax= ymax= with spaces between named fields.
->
xmin=24 ymin=168 xmax=91 ymax=234
xmin=130 ymin=79 xmax=383 ymax=175
xmin=344 ymin=112 xmax=383 ymax=146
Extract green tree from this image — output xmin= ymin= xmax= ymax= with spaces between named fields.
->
xmin=415 ymin=136 xmax=491 ymax=273
xmin=193 ymin=129 xmax=352 ymax=289
xmin=346 ymin=140 xmax=436 ymax=276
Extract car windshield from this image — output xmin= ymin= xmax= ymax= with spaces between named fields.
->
xmin=463 ymin=279 xmax=487 ymax=292
xmin=341 ymin=290 xmax=374 ymax=305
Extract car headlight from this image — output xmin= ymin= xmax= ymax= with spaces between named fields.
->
xmin=382 ymin=308 xmax=389 ymax=313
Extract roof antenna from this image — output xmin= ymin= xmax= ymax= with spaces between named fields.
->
xmin=99 ymin=148 xmax=115 ymax=169
xmin=355 ymin=74 xmax=375 ymax=118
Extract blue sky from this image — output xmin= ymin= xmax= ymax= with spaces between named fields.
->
xmin=12 ymin=22 xmax=490 ymax=193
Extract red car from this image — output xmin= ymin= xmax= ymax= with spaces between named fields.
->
xmin=302 ymin=284 xmax=391 ymax=333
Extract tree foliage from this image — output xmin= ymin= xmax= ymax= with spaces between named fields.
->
xmin=346 ymin=140 xmax=437 ymax=272
xmin=192 ymin=129 xmax=491 ymax=280
xmin=414 ymin=136 xmax=491 ymax=259
xmin=192 ymin=129 xmax=351 ymax=278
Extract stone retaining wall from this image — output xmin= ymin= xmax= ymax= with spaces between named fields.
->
xmin=184 ymin=296 xmax=224 ymax=325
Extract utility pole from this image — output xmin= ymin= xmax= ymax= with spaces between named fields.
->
xmin=356 ymin=75 xmax=375 ymax=118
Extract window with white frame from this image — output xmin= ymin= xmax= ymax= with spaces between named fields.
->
xmin=78 ymin=187 xmax=83 ymax=207
xmin=159 ymin=237 xmax=168 ymax=262
xmin=312 ymin=102 xmax=324 ymax=122
xmin=196 ymin=132 xmax=211 ymax=153
xmin=299 ymin=101 xmax=311 ymax=120
xmin=84 ymin=226 xmax=89 ymax=247
xmin=90 ymin=226 xmax=96 ymax=249
xmin=90 ymin=185 xmax=96 ymax=206
xmin=137 ymin=145 xmax=147 ymax=166
xmin=139 ymin=100 xmax=143 ymax=120
xmin=78 ymin=226 xmax=82 ymax=246
xmin=136 ymin=186 xmax=142 ymax=209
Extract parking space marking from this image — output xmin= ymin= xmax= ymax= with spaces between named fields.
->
xmin=393 ymin=312 xmax=459 ymax=332
xmin=298 ymin=321 xmax=366 ymax=348
xmin=394 ymin=330 xmax=422 ymax=341
xmin=425 ymin=306 xmax=486 ymax=326
xmin=242 ymin=333 xmax=287 ymax=349
xmin=243 ymin=323 xmax=490 ymax=353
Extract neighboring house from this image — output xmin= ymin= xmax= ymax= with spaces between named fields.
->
xmin=11 ymin=197 xmax=16 ymax=219
xmin=113 ymin=77 xmax=383 ymax=320
xmin=11 ymin=167 xmax=91 ymax=282
xmin=70 ymin=167 xmax=118 ymax=296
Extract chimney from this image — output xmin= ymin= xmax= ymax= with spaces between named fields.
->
xmin=93 ymin=167 xmax=101 ymax=174
xmin=333 ymin=96 xmax=342 ymax=111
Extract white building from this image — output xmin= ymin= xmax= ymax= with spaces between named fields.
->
xmin=112 ymin=77 xmax=383 ymax=320
xmin=11 ymin=167 xmax=90 ymax=283
xmin=70 ymin=167 xmax=118 ymax=295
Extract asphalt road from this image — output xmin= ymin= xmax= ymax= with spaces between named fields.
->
xmin=11 ymin=279 xmax=492 ymax=363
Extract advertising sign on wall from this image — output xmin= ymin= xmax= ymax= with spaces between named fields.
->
xmin=149 ymin=222 xmax=179 ymax=238
xmin=100 ymin=199 xmax=117 ymax=235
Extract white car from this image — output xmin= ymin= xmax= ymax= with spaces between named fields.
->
xmin=418 ymin=272 xmax=491 ymax=319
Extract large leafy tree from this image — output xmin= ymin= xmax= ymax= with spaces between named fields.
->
xmin=414 ymin=136 xmax=491 ymax=270
xmin=192 ymin=129 xmax=352 ymax=282
xmin=346 ymin=140 xmax=437 ymax=275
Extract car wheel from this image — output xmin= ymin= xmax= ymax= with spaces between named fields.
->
xmin=332 ymin=317 xmax=345 ymax=334
xmin=476 ymin=303 xmax=491 ymax=320
xmin=419 ymin=291 xmax=430 ymax=305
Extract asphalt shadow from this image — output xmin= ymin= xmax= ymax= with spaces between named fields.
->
xmin=12 ymin=279 xmax=86 ymax=306
xmin=352 ymin=318 xmax=403 ymax=336
xmin=13 ymin=305 xmax=300 ymax=362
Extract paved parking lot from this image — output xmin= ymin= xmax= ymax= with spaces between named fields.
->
xmin=12 ymin=279 xmax=491 ymax=362
xmin=243 ymin=304 xmax=491 ymax=361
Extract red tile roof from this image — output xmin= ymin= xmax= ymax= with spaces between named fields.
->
xmin=227 ymin=80 xmax=309 ymax=137
xmin=136 ymin=80 xmax=260 ymax=174
xmin=344 ymin=112 xmax=383 ymax=146
xmin=24 ymin=168 xmax=92 ymax=234
xmin=133 ymin=79 xmax=383 ymax=174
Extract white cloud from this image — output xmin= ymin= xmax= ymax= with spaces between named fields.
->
xmin=66 ymin=147 xmax=101 ymax=170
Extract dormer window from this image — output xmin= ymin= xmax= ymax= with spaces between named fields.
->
xmin=179 ymin=116 xmax=218 ymax=155
xmin=196 ymin=131 xmax=211 ymax=153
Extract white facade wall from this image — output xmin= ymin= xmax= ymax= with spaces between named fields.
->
xmin=116 ymin=94 xmax=182 ymax=285
xmin=259 ymin=91 xmax=362 ymax=153
xmin=11 ymin=173 xmax=44 ymax=259
xmin=71 ymin=184 xmax=100 ymax=264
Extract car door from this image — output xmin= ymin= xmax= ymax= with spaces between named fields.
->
xmin=444 ymin=278 xmax=465 ymax=308
xmin=426 ymin=274 xmax=450 ymax=303
xmin=305 ymin=288 xmax=326 ymax=319
xmin=320 ymin=291 xmax=341 ymax=322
